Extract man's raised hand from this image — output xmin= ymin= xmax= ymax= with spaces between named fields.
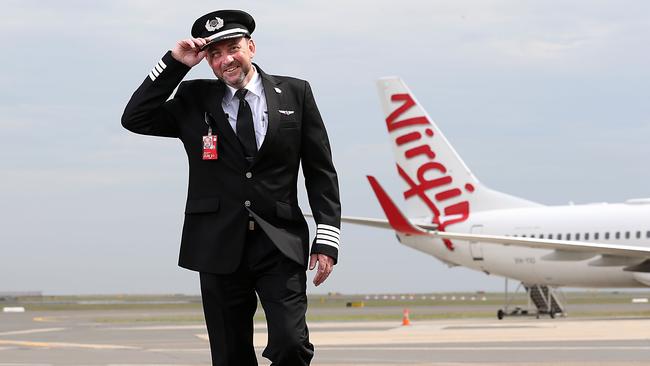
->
xmin=171 ymin=38 xmax=208 ymax=67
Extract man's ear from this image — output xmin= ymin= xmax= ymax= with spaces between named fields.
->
xmin=248 ymin=38 xmax=256 ymax=57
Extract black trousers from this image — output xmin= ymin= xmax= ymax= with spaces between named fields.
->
xmin=199 ymin=222 xmax=314 ymax=366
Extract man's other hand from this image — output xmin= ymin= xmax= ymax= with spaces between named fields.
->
xmin=171 ymin=38 xmax=207 ymax=67
xmin=309 ymin=253 xmax=334 ymax=286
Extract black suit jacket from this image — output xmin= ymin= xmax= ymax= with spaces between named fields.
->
xmin=122 ymin=52 xmax=341 ymax=273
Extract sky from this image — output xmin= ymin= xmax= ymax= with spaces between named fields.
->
xmin=1 ymin=0 xmax=649 ymax=295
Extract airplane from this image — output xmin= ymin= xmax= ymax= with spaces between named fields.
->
xmin=342 ymin=77 xmax=650 ymax=319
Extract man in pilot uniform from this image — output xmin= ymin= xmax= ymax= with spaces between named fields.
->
xmin=121 ymin=10 xmax=341 ymax=366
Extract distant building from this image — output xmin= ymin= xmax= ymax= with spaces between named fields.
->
xmin=0 ymin=292 xmax=42 ymax=301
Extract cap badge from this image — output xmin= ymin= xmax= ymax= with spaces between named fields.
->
xmin=205 ymin=17 xmax=224 ymax=32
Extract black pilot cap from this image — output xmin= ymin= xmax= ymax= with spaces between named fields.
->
xmin=191 ymin=10 xmax=255 ymax=50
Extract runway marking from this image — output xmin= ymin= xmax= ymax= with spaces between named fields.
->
xmin=139 ymin=344 xmax=650 ymax=354
xmin=0 ymin=339 xmax=139 ymax=350
xmin=32 ymin=317 xmax=58 ymax=323
xmin=147 ymin=348 xmax=209 ymax=352
xmin=110 ymin=325 xmax=204 ymax=331
xmin=0 ymin=328 xmax=65 ymax=336
xmin=442 ymin=325 xmax=541 ymax=330
xmin=0 ymin=364 xmax=52 ymax=366
xmin=111 ymin=322 xmax=395 ymax=332
xmin=316 ymin=345 xmax=650 ymax=351
xmin=194 ymin=334 xmax=209 ymax=341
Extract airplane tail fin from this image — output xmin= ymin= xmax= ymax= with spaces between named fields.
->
xmin=376 ymin=77 xmax=540 ymax=229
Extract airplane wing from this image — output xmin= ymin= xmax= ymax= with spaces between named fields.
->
xmin=306 ymin=175 xmax=650 ymax=268
xmin=352 ymin=175 xmax=650 ymax=271
xmin=340 ymin=211 xmax=650 ymax=259
xmin=304 ymin=212 xmax=392 ymax=230
xmin=304 ymin=213 xmax=435 ymax=231
xmin=340 ymin=216 xmax=391 ymax=230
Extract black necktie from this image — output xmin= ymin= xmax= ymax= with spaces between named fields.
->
xmin=235 ymin=89 xmax=257 ymax=159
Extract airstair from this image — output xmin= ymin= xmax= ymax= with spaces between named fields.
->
xmin=525 ymin=285 xmax=565 ymax=318
xmin=497 ymin=280 xmax=566 ymax=319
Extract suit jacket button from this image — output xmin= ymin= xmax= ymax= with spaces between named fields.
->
xmin=244 ymin=200 xmax=251 ymax=207
xmin=245 ymin=172 xmax=252 ymax=179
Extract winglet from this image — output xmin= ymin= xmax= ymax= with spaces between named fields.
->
xmin=367 ymin=175 xmax=427 ymax=235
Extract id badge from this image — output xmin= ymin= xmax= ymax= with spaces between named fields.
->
xmin=202 ymin=133 xmax=218 ymax=160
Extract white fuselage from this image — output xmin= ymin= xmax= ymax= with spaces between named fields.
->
xmin=401 ymin=202 xmax=650 ymax=288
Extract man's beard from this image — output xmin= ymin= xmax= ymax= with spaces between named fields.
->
xmin=233 ymin=69 xmax=247 ymax=86
xmin=219 ymin=69 xmax=247 ymax=88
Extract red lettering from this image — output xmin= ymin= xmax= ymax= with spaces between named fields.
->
xmin=404 ymin=176 xmax=451 ymax=199
xmin=416 ymin=162 xmax=447 ymax=183
xmin=405 ymin=145 xmax=436 ymax=160
xmin=440 ymin=201 xmax=470 ymax=231
xmin=398 ymin=163 xmax=461 ymax=252
xmin=385 ymin=94 xmax=430 ymax=132
xmin=386 ymin=94 xmax=414 ymax=124
xmin=442 ymin=239 xmax=455 ymax=251
xmin=389 ymin=116 xmax=430 ymax=132
xmin=389 ymin=95 xmax=476 ymax=252
xmin=396 ymin=131 xmax=421 ymax=146
xmin=435 ymin=188 xmax=462 ymax=201
xmin=397 ymin=164 xmax=440 ymax=218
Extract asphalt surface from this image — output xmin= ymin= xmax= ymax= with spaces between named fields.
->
xmin=2 ymin=307 xmax=650 ymax=365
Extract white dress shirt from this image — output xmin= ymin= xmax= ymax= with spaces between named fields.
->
xmin=221 ymin=67 xmax=268 ymax=149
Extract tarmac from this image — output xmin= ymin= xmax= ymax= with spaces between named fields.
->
xmin=1 ymin=309 xmax=650 ymax=365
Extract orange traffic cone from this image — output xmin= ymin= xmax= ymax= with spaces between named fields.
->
xmin=402 ymin=308 xmax=411 ymax=326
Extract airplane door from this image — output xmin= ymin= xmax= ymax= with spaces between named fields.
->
xmin=469 ymin=225 xmax=484 ymax=261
